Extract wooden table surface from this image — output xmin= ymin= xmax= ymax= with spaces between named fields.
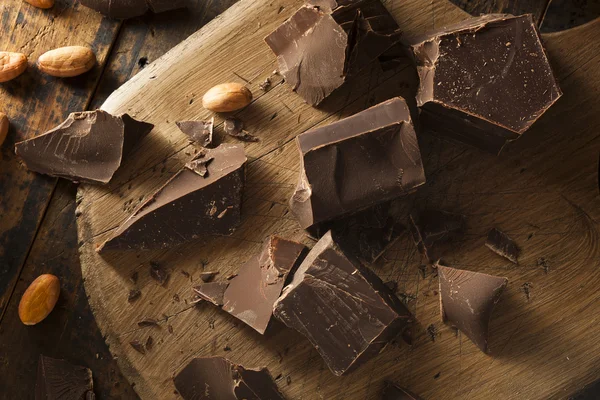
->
xmin=0 ymin=0 xmax=598 ymax=399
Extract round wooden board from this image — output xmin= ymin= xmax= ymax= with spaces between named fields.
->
xmin=76 ymin=0 xmax=600 ymax=398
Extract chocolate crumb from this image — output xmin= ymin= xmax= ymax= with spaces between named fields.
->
xmin=145 ymin=336 xmax=153 ymax=351
xmin=128 ymin=289 xmax=141 ymax=303
xmin=209 ymin=320 xmax=215 ymax=329
xmin=521 ymin=282 xmax=533 ymax=301
xmin=168 ymin=325 xmax=174 ymax=334
xmin=286 ymin=376 xmax=292 ymax=385
xmin=434 ymin=372 xmax=441 ymax=379
xmin=130 ymin=271 xmax=139 ymax=284
xmin=130 ymin=340 xmax=145 ymax=354
xmin=223 ymin=345 xmax=231 ymax=352
xmin=173 ymin=294 xmax=180 ymax=302
xmin=427 ymin=324 xmax=437 ymax=342
xmin=275 ymin=373 xmax=283 ymax=381
xmin=537 ymin=257 xmax=550 ymax=274
xmin=223 ymin=118 xmax=259 ymax=142
xmin=180 ymin=270 xmax=190 ymax=278
xmin=259 ymin=77 xmax=272 ymax=91
xmin=137 ymin=318 xmax=159 ymax=327
xmin=150 ymin=261 xmax=169 ymax=286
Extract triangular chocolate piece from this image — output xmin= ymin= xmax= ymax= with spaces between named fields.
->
xmin=36 ymin=355 xmax=94 ymax=400
xmin=193 ymin=282 xmax=229 ymax=306
xmin=98 ymin=144 xmax=246 ymax=252
xmin=176 ymin=118 xmax=213 ymax=147
xmin=438 ymin=265 xmax=508 ymax=353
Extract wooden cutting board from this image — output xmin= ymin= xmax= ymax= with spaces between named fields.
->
xmin=76 ymin=0 xmax=600 ymax=398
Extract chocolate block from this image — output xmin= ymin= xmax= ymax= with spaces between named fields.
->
xmin=438 ymin=264 xmax=508 ymax=353
xmin=98 ymin=144 xmax=246 ymax=252
xmin=409 ymin=209 xmax=465 ymax=262
xmin=265 ymin=0 xmax=402 ymax=105
xmin=176 ymin=118 xmax=213 ymax=147
xmin=15 ymin=110 xmax=153 ymax=184
xmin=485 ymin=228 xmax=520 ymax=263
xmin=382 ymin=381 xmax=423 ymax=400
xmin=290 ymin=97 xmax=425 ymax=230
xmin=221 ymin=236 xmax=308 ymax=334
xmin=273 ymin=231 xmax=413 ymax=376
xmin=36 ymin=355 xmax=94 ymax=400
xmin=80 ymin=0 xmax=186 ymax=19
xmin=193 ymin=282 xmax=230 ymax=306
xmin=173 ymin=357 xmax=285 ymax=400
xmin=410 ymin=14 xmax=562 ymax=154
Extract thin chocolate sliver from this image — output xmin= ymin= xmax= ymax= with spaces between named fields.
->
xmin=176 ymin=118 xmax=213 ymax=147
xmin=438 ymin=264 xmax=508 ymax=353
xmin=193 ymin=282 xmax=229 ymax=306
xmin=129 ymin=340 xmax=146 ymax=355
xmin=409 ymin=209 xmax=465 ymax=262
xmin=223 ymin=118 xmax=259 ymax=142
xmin=35 ymin=355 xmax=94 ymax=400
xmin=150 ymin=262 xmax=169 ymax=285
xmin=382 ymin=381 xmax=423 ymax=400
xmin=145 ymin=336 xmax=154 ymax=351
xmin=137 ymin=318 xmax=158 ymax=327
xmin=485 ymin=228 xmax=520 ymax=263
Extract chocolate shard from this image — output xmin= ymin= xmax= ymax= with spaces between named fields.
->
xmin=409 ymin=14 xmax=562 ymax=154
xmin=485 ymin=228 xmax=520 ymax=263
xmin=382 ymin=381 xmax=423 ymax=400
xmin=193 ymin=282 xmax=230 ymax=306
xmin=35 ymin=355 xmax=94 ymax=400
xmin=265 ymin=0 xmax=402 ymax=105
xmin=173 ymin=357 xmax=285 ymax=400
xmin=273 ymin=231 xmax=413 ymax=376
xmin=437 ymin=264 xmax=508 ymax=353
xmin=129 ymin=340 xmax=146 ymax=354
xmin=307 ymin=200 xmax=406 ymax=264
xmin=176 ymin=118 xmax=213 ymax=147
xmin=221 ymin=236 xmax=308 ymax=334
xmin=80 ymin=0 xmax=187 ymax=19
xmin=224 ymin=118 xmax=259 ymax=142
xmin=15 ymin=110 xmax=152 ymax=184
xmin=290 ymin=97 xmax=425 ymax=231
xmin=98 ymin=144 xmax=246 ymax=252
xmin=409 ymin=209 xmax=466 ymax=262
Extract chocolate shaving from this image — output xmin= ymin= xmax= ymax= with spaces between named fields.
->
xmin=485 ymin=228 xmax=520 ymax=264
xmin=128 ymin=289 xmax=141 ymax=303
xmin=137 ymin=318 xmax=159 ymax=327
xmin=145 ymin=336 xmax=154 ymax=351
xmin=223 ymin=118 xmax=259 ymax=142
xmin=129 ymin=340 xmax=146 ymax=354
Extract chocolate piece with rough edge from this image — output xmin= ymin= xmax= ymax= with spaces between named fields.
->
xmin=265 ymin=0 xmax=402 ymax=105
xmin=176 ymin=118 xmax=213 ymax=147
xmin=221 ymin=236 xmax=308 ymax=334
xmin=438 ymin=264 xmax=508 ymax=353
xmin=485 ymin=227 xmax=520 ymax=263
xmin=200 ymin=271 xmax=219 ymax=282
xmin=35 ymin=355 xmax=94 ymax=400
xmin=173 ymin=357 xmax=285 ymax=400
xmin=290 ymin=97 xmax=425 ymax=231
xmin=409 ymin=209 xmax=466 ymax=262
xmin=224 ymin=118 xmax=259 ymax=142
xmin=193 ymin=282 xmax=230 ymax=306
xmin=15 ymin=110 xmax=153 ymax=184
xmin=273 ymin=231 xmax=413 ymax=376
xmin=97 ymin=144 xmax=246 ymax=252
xmin=409 ymin=14 xmax=562 ymax=154
xmin=382 ymin=381 xmax=423 ymax=400
xmin=80 ymin=0 xmax=187 ymax=19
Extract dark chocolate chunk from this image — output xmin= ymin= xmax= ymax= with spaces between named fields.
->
xmin=223 ymin=118 xmax=259 ymax=142
xmin=438 ymin=264 xmax=508 ymax=353
xmin=273 ymin=231 xmax=413 ymax=376
xmin=409 ymin=209 xmax=465 ymax=262
xmin=290 ymin=97 xmax=425 ymax=230
xmin=176 ymin=118 xmax=213 ymax=147
xmin=265 ymin=0 xmax=402 ymax=105
xmin=35 ymin=355 xmax=94 ymax=400
xmin=221 ymin=236 xmax=308 ymax=334
xmin=382 ymin=381 xmax=423 ymax=400
xmin=98 ymin=144 xmax=246 ymax=252
xmin=193 ymin=282 xmax=230 ymax=306
xmin=128 ymin=289 xmax=141 ymax=303
xmin=409 ymin=14 xmax=562 ymax=154
xmin=80 ymin=0 xmax=186 ymax=19
xmin=129 ymin=340 xmax=146 ymax=355
xmin=145 ymin=335 xmax=154 ymax=351
xmin=485 ymin=228 xmax=520 ymax=263
xmin=173 ymin=357 xmax=285 ymax=400
xmin=200 ymin=271 xmax=219 ymax=282
xmin=15 ymin=110 xmax=153 ymax=184
xmin=137 ymin=318 xmax=158 ymax=327
xmin=149 ymin=261 xmax=170 ymax=285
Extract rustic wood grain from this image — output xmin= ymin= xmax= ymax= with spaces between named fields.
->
xmin=76 ymin=1 xmax=600 ymax=399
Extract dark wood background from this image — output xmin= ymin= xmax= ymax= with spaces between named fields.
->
xmin=0 ymin=0 xmax=597 ymax=398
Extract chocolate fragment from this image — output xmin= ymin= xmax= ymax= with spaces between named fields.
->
xmin=193 ymin=282 xmax=229 ymax=306
xmin=80 ymin=0 xmax=186 ymax=19
xmin=150 ymin=261 xmax=169 ymax=285
xmin=36 ymin=355 xmax=94 ymax=400
xmin=200 ymin=271 xmax=219 ymax=282
xmin=409 ymin=209 xmax=465 ymax=262
xmin=409 ymin=14 xmax=562 ymax=154
xmin=223 ymin=118 xmax=259 ymax=142
xmin=129 ymin=340 xmax=146 ymax=355
xmin=176 ymin=118 xmax=213 ymax=147
xmin=382 ymin=381 xmax=423 ymax=400
xmin=221 ymin=236 xmax=308 ymax=334
xmin=485 ymin=228 xmax=520 ymax=263
xmin=173 ymin=357 xmax=285 ymax=400
xmin=137 ymin=318 xmax=158 ymax=327
xmin=127 ymin=289 xmax=141 ymax=303
xmin=265 ymin=0 xmax=402 ymax=105
xmin=273 ymin=231 xmax=413 ymax=376
xmin=145 ymin=335 xmax=154 ymax=351
xmin=98 ymin=144 xmax=246 ymax=252
xmin=438 ymin=264 xmax=508 ymax=353
xmin=15 ymin=110 xmax=153 ymax=184
xmin=290 ymin=97 xmax=425 ymax=230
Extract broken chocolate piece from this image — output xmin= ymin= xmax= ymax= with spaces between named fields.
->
xmin=127 ymin=289 xmax=141 ymax=303
xmin=150 ymin=261 xmax=169 ymax=285
xmin=15 ymin=110 xmax=153 ymax=184
xmin=80 ymin=0 xmax=186 ymax=19
xmin=200 ymin=271 xmax=219 ymax=282
xmin=438 ymin=264 xmax=508 ymax=353
xmin=485 ymin=228 xmax=520 ymax=263
xmin=176 ymin=118 xmax=213 ymax=147
xmin=265 ymin=0 xmax=402 ymax=105
xmin=273 ymin=231 xmax=413 ymax=376
xmin=137 ymin=318 xmax=158 ymax=327
xmin=36 ymin=355 xmax=94 ymax=400
xmin=223 ymin=118 xmax=259 ymax=142
xmin=221 ymin=236 xmax=308 ymax=334
xmin=409 ymin=209 xmax=465 ymax=262
xmin=145 ymin=335 xmax=154 ymax=351
xmin=174 ymin=357 xmax=285 ymax=400
xmin=193 ymin=282 xmax=229 ymax=306
xmin=290 ymin=97 xmax=425 ymax=230
xmin=382 ymin=381 xmax=423 ymax=400
xmin=129 ymin=340 xmax=146 ymax=355
xmin=98 ymin=144 xmax=246 ymax=251
xmin=409 ymin=14 xmax=562 ymax=154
